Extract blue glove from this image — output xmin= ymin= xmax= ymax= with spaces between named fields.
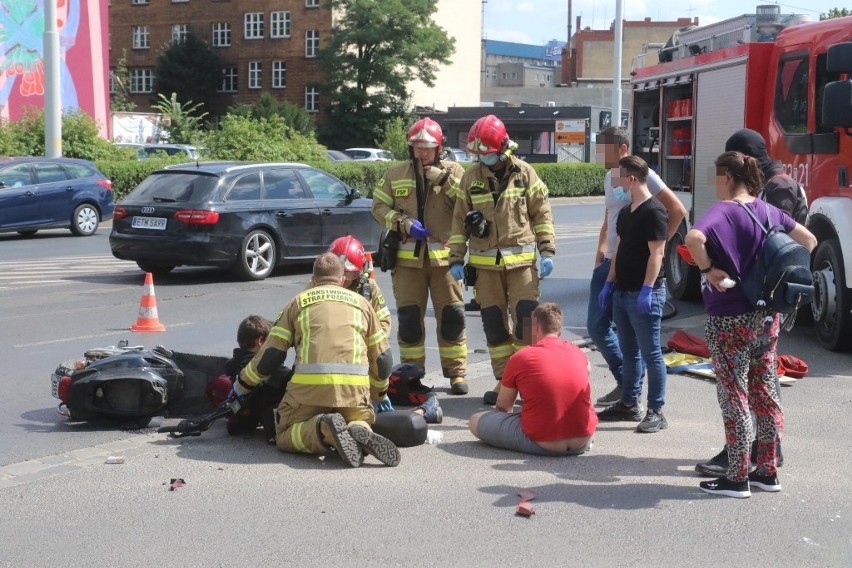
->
xmin=450 ymin=263 xmax=465 ymax=282
xmin=637 ymin=285 xmax=654 ymax=314
xmin=408 ymin=220 xmax=431 ymax=240
xmin=598 ymin=280 xmax=615 ymax=312
xmin=373 ymin=396 xmax=394 ymax=413
xmin=539 ymin=256 xmax=553 ymax=278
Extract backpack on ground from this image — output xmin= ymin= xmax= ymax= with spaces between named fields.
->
xmin=734 ymin=201 xmax=813 ymax=329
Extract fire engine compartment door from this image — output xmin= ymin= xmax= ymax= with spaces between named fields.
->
xmin=693 ymin=64 xmax=747 ymax=222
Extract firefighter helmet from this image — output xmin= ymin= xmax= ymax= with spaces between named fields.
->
xmin=206 ymin=374 xmax=233 ymax=407
xmin=329 ymin=235 xmax=366 ymax=273
xmin=407 ymin=118 xmax=443 ymax=150
xmin=466 ymin=114 xmax=509 ymax=155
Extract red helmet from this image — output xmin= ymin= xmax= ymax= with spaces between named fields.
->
xmin=407 ymin=118 xmax=443 ymax=150
xmin=206 ymin=374 xmax=233 ymax=407
xmin=466 ymin=115 xmax=508 ymax=155
xmin=329 ymin=235 xmax=366 ymax=273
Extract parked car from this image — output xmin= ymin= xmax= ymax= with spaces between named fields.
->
xmin=444 ymin=147 xmax=474 ymax=163
xmin=139 ymin=144 xmax=201 ymax=160
xmin=0 ymin=157 xmax=115 ymax=237
xmin=109 ymin=162 xmax=382 ymax=281
xmin=344 ymin=148 xmax=395 ymax=161
xmin=326 ymin=149 xmax=354 ymax=162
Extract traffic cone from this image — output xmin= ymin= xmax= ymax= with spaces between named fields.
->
xmin=131 ymin=272 xmax=166 ymax=332
xmin=365 ymin=251 xmax=375 ymax=279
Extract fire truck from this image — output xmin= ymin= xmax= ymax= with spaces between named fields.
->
xmin=629 ymin=6 xmax=852 ymax=351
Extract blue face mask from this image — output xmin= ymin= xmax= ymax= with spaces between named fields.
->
xmin=613 ymin=187 xmax=631 ymax=202
xmin=480 ymin=153 xmax=500 ymax=166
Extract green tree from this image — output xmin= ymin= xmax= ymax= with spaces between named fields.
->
xmin=317 ymin=0 xmax=455 ymax=149
xmin=110 ymin=49 xmax=136 ymax=112
xmin=155 ymin=29 xmax=221 ymax=111
xmin=820 ymin=7 xmax=851 ymax=19
xmin=228 ymin=93 xmax=316 ymax=136
xmin=377 ymin=116 xmax=411 ymax=160
xmin=151 ymin=92 xmax=208 ymax=144
xmin=203 ymin=114 xmax=327 ymax=162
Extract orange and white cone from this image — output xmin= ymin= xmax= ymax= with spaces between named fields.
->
xmin=131 ymin=272 xmax=166 ymax=332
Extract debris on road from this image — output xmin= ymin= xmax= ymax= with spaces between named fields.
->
xmin=105 ymin=456 xmax=125 ymax=464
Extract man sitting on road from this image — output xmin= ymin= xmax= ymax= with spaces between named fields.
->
xmin=468 ymin=303 xmax=597 ymax=456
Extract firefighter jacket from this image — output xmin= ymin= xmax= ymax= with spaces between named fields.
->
xmin=448 ymin=157 xmax=555 ymax=271
xmin=240 ymin=281 xmax=393 ymax=406
xmin=348 ymin=275 xmax=392 ymax=336
xmin=372 ymin=159 xmax=465 ymax=268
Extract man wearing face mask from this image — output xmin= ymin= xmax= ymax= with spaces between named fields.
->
xmin=589 ymin=127 xmax=685 ymax=407
xmin=448 ymin=114 xmax=556 ymax=405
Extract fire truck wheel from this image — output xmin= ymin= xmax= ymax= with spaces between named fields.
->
xmin=812 ymin=238 xmax=852 ymax=351
xmin=665 ymin=223 xmax=701 ymax=301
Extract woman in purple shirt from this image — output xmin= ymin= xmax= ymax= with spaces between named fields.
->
xmin=685 ymin=151 xmax=816 ymax=499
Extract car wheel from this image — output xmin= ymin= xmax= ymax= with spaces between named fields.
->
xmin=233 ymin=229 xmax=276 ymax=281
xmin=136 ymin=262 xmax=176 ymax=275
xmin=811 ymin=238 xmax=852 ymax=351
xmin=70 ymin=203 xmax=100 ymax=236
xmin=664 ymin=222 xmax=701 ymax=301
xmin=17 ymin=230 xmax=38 ymax=237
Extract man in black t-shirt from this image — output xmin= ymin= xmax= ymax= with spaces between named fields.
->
xmin=596 ymin=156 xmax=670 ymax=433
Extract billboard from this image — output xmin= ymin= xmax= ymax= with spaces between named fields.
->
xmin=0 ymin=0 xmax=110 ymax=136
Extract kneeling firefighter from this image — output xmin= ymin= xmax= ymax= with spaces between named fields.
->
xmin=371 ymin=118 xmax=469 ymax=395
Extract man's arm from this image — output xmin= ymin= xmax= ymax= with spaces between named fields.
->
xmin=645 ymin=239 xmax=666 ymax=286
xmin=371 ymin=169 xmax=414 ymax=233
xmin=447 ymin=180 xmax=472 ymax=265
xmin=655 ymin=187 xmax=687 ymax=240
xmin=595 ymin=211 xmax=608 ymax=267
xmin=364 ymin=302 xmax=393 ymax=401
xmin=369 ymin=280 xmax=392 ymax=336
xmin=525 ymin=168 xmax=556 ymax=257
xmin=495 ymin=386 xmax=518 ymax=412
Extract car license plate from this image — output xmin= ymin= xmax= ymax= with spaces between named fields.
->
xmin=132 ymin=216 xmax=167 ymax=230
xmin=50 ymin=373 xmax=61 ymax=399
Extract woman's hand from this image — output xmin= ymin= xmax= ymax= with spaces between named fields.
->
xmin=705 ymin=267 xmax=734 ymax=293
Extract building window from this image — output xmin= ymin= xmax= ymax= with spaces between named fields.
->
xmin=511 ymin=72 xmax=518 ymax=79
xmin=305 ymin=30 xmax=319 ymax=58
xmin=501 ymin=72 xmax=507 ymax=80
xmin=546 ymin=74 xmax=552 ymax=81
xmin=109 ymin=71 xmax=116 ymax=93
xmin=129 ymin=69 xmax=154 ymax=93
xmin=305 ymin=86 xmax=319 ymax=112
xmin=132 ymin=26 xmax=149 ymax=49
xmin=171 ymin=24 xmax=188 ymax=43
xmin=306 ymin=0 xmax=319 ymax=6
xmin=212 ymin=23 xmax=231 ymax=47
xmin=171 ymin=0 xmax=189 ymax=3
xmin=270 ymin=11 xmax=290 ymax=38
xmin=244 ymin=12 xmax=264 ymax=39
xmin=219 ymin=66 xmax=238 ymax=92
xmin=272 ymin=61 xmax=286 ymax=88
xmin=131 ymin=0 xmax=149 ymax=5
xmin=248 ymin=61 xmax=262 ymax=89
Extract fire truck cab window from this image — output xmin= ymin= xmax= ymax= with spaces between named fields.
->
xmin=775 ymin=56 xmax=808 ymax=133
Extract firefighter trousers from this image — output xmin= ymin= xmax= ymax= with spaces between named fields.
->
xmin=391 ymin=262 xmax=467 ymax=378
xmin=274 ymin=391 xmax=374 ymax=454
xmin=474 ymin=265 xmax=540 ymax=381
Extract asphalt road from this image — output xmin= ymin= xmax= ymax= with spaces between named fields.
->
xmin=1 ymin=199 xmax=850 ymax=567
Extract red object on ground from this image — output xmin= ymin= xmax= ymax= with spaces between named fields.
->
xmin=667 ymin=329 xmax=711 ymax=358
xmin=778 ymin=354 xmax=809 ymax=378
xmin=676 ymin=244 xmax=696 ymax=265
xmin=516 ymin=502 xmax=535 ymax=517
xmin=168 ymin=478 xmax=186 ymax=491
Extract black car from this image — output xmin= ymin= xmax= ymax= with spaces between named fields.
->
xmin=109 ymin=162 xmax=381 ymax=280
xmin=0 ymin=157 xmax=115 ymax=236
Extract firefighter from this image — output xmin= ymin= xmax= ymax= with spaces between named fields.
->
xmin=235 ymin=252 xmax=399 ymax=468
xmin=371 ymin=118 xmax=469 ymax=395
xmin=448 ymin=115 xmax=556 ymax=405
xmin=329 ymin=235 xmax=392 ymax=336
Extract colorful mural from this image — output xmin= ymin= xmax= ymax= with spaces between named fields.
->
xmin=0 ymin=0 xmax=109 ymax=136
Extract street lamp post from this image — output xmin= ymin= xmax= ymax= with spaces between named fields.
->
xmin=612 ymin=0 xmax=624 ymax=127
xmin=44 ymin=0 xmax=62 ymax=157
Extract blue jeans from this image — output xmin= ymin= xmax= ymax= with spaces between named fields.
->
xmin=587 ymin=259 xmax=645 ymax=388
xmin=612 ymin=281 xmax=667 ymax=411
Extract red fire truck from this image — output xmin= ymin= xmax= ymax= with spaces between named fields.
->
xmin=629 ymin=8 xmax=852 ymax=351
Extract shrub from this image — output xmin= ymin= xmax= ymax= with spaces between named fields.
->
xmin=96 ymin=157 xmax=185 ymax=200
xmin=535 ymin=162 xmax=606 ymax=197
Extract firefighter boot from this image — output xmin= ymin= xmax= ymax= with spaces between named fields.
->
xmin=319 ymin=413 xmax=363 ymax=468
xmin=348 ymin=424 xmax=401 ymax=467
xmin=450 ymin=376 xmax=468 ymax=395
xmin=483 ymin=382 xmax=501 ymax=406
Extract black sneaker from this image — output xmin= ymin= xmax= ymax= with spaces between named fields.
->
xmin=695 ymin=447 xmax=729 ymax=477
xmin=348 ymin=424 xmax=401 ymax=467
xmin=636 ymin=409 xmax=668 ymax=433
xmin=319 ymin=413 xmax=363 ymax=468
xmin=748 ymin=471 xmax=782 ymax=492
xmin=596 ymin=386 xmax=623 ymax=406
xmin=699 ymin=477 xmax=751 ymax=499
xmin=596 ymin=401 xmax=643 ymax=422
xmin=465 ymin=299 xmax=481 ymax=312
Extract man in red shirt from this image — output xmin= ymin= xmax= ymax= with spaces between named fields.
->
xmin=468 ymin=303 xmax=597 ymax=455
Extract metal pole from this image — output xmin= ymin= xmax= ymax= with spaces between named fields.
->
xmin=44 ymin=0 xmax=62 ymax=157
xmin=611 ymin=0 xmax=623 ymax=128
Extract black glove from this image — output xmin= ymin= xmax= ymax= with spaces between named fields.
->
xmin=464 ymin=210 xmax=489 ymax=238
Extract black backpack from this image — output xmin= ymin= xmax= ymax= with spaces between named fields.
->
xmin=734 ymin=201 xmax=813 ymax=328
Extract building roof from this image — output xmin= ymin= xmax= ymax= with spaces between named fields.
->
xmin=484 ymin=39 xmax=565 ymax=61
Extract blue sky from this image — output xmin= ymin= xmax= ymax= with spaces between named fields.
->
xmin=484 ymin=0 xmax=844 ymax=44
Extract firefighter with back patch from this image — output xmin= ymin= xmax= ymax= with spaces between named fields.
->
xmin=329 ymin=235 xmax=392 ymax=336
xmin=371 ymin=118 xmax=469 ymax=395
xmin=448 ymin=115 xmax=556 ymax=405
xmin=235 ymin=252 xmax=399 ymax=468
